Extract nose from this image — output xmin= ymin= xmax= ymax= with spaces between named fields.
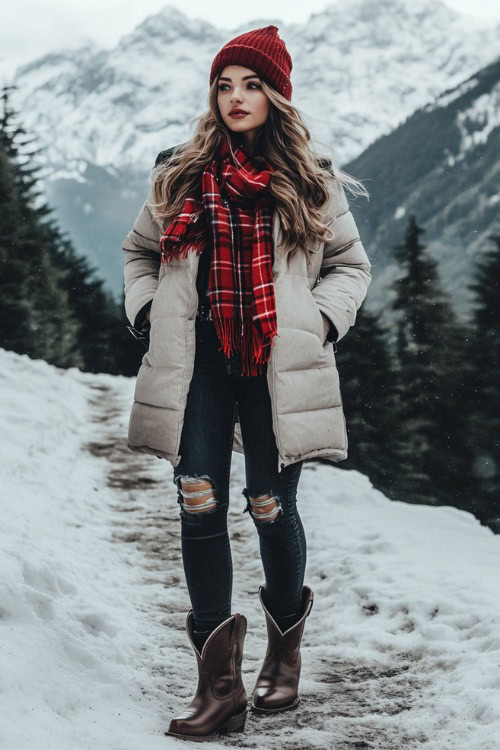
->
xmin=230 ymin=86 xmax=244 ymax=102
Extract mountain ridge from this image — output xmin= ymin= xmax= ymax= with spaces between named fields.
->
xmin=10 ymin=0 xmax=500 ymax=180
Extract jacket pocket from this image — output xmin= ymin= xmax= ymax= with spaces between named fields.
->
xmin=307 ymin=288 xmax=327 ymax=344
xmin=126 ymin=325 xmax=150 ymax=351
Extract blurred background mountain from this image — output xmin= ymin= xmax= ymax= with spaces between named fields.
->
xmin=6 ymin=0 xmax=500 ymax=308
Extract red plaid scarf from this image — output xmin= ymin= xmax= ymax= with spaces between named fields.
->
xmin=159 ymin=139 xmax=278 ymax=376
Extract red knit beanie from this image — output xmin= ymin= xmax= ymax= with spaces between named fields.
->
xmin=209 ymin=25 xmax=293 ymax=101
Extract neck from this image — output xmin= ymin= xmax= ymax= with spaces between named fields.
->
xmin=233 ymin=129 xmax=264 ymax=156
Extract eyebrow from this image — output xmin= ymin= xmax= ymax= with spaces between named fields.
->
xmin=218 ymin=74 xmax=261 ymax=81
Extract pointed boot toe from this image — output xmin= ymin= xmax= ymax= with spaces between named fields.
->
xmin=252 ymin=685 xmax=300 ymax=712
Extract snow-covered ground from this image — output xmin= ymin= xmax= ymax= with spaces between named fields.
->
xmin=1 ymin=347 xmax=499 ymax=750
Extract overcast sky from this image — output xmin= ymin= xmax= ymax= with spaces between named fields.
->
xmin=1 ymin=0 xmax=499 ymax=83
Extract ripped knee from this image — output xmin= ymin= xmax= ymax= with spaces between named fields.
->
xmin=175 ymin=475 xmax=218 ymax=514
xmin=242 ymin=489 xmax=283 ymax=522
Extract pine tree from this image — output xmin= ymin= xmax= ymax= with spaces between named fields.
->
xmin=0 ymin=84 xmax=81 ymax=366
xmin=389 ymin=215 xmax=470 ymax=507
xmin=0 ymin=84 xmax=147 ymax=375
xmin=465 ymin=234 xmax=500 ymax=530
xmin=0 ymin=148 xmax=33 ymax=350
xmin=55 ymin=233 xmax=141 ymax=375
xmin=338 ymin=306 xmax=403 ymax=499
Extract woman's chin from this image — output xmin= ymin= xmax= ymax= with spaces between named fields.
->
xmin=228 ymin=124 xmax=251 ymax=134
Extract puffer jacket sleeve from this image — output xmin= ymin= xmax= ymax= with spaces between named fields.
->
xmin=122 ymin=170 xmax=163 ymax=329
xmin=311 ymin=180 xmax=372 ymax=344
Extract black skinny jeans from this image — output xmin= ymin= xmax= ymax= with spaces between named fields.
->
xmin=172 ymin=308 xmax=307 ymax=638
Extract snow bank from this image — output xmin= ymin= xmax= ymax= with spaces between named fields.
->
xmin=0 ymin=347 xmax=499 ymax=750
xmin=0 ymin=350 xmax=169 ymax=749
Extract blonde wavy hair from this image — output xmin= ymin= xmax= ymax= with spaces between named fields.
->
xmin=149 ymin=75 xmax=369 ymax=264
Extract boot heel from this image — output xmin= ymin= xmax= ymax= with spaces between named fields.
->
xmin=219 ymin=708 xmax=247 ymax=734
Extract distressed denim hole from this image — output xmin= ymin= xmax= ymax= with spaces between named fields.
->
xmin=241 ymin=488 xmax=283 ymax=523
xmin=175 ymin=475 xmax=218 ymax=514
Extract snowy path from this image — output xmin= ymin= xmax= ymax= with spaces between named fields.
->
xmin=86 ymin=382 xmax=428 ymax=750
xmin=1 ymin=349 xmax=500 ymax=750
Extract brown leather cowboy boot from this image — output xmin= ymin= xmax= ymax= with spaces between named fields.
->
xmin=165 ymin=611 xmax=249 ymax=741
xmin=251 ymin=585 xmax=314 ymax=713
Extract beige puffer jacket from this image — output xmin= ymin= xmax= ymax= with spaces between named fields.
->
xmin=122 ymin=158 xmax=372 ymax=474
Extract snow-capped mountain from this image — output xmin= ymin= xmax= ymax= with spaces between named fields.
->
xmin=344 ymin=55 xmax=500 ymax=321
xmin=9 ymin=0 xmax=500 ymax=178
xmin=5 ymin=0 xmax=500 ymax=300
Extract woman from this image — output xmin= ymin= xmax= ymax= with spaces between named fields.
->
xmin=122 ymin=25 xmax=371 ymax=741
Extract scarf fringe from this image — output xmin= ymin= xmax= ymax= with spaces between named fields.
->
xmin=160 ymin=239 xmax=205 ymax=264
xmin=213 ymin=315 xmax=280 ymax=377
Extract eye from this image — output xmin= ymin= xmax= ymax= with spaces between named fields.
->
xmin=218 ymin=82 xmax=261 ymax=91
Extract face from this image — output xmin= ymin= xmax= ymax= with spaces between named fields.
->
xmin=217 ymin=65 xmax=270 ymax=149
